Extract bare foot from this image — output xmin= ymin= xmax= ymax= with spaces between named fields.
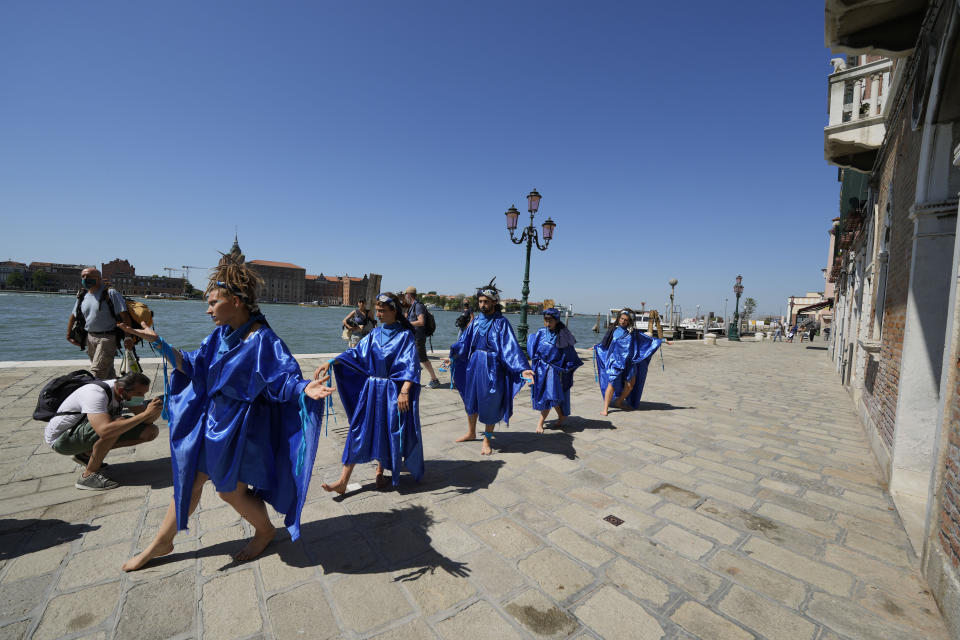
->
xmin=121 ymin=540 xmax=174 ymax=572
xmin=321 ymin=480 xmax=347 ymax=495
xmin=480 ymin=438 xmax=493 ymax=455
xmin=454 ymin=432 xmax=477 ymax=443
xmin=536 ymin=419 xmax=545 ymax=434
xmin=600 ymin=409 xmax=609 ymax=416
xmin=556 ymin=414 xmax=566 ymax=425
xmin=375 ymin=472 xmax=389 ymax=489
xmin=233 ymin=525 xmax=276 ymax=561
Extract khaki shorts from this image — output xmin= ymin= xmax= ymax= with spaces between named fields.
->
xmin=50 ymin=417 xmax=149 ymax=456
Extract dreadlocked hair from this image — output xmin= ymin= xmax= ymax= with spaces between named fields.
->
xmin=206 ymin=252 xmax=264 ymax=314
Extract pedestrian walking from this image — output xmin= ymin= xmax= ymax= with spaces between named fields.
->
xmin=528 ymin=308 xmax=582 ymax=433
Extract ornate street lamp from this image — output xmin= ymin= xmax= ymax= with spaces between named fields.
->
xmin=729 ymin=275 xmax=744 ymax=341
xmin=506 ymin=188 xmax=556 ymax=347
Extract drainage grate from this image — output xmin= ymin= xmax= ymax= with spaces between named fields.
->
xmin=603 ymin=514 xmax=624 ymax=526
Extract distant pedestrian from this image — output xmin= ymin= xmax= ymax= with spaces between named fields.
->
xmin=405 ymin=287 xmax=442 ymax=389
xmin=528 ymin=308 xmax=583 ymax=432
xmin=342 ymin=299 xmax=374 ymax=347
xmin=824 ymin=327 xmax=831 ymax=341
xmin=773 ymin=326 xmax=783 ymax=342
xmin=66 ymin=267 xmax=134 ymax=379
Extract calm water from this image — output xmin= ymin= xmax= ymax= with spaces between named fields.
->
xmin=0 ymin=292 xmax=603 ymax=361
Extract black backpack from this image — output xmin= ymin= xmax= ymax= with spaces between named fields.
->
xmin=33 ymin=370 xmax=111 ymax=422
xmin=423 ymin=307 xmax=437 ymax=337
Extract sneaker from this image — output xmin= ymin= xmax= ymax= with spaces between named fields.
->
xmin=427 ymin=379 xmax=441 ymax=389
xmin=71 ymin=452 xmax=108 ymax=468
xmin=75 ymin=471 xmax=119 ymax=491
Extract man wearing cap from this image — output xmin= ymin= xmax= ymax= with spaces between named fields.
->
xmin=404 ymin=286 xmax=441 ymax=389
xmin=442 ymin=278 xmax=534 ymax=455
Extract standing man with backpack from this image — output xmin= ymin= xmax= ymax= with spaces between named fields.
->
xmin=66 ymin=267 xmax=134 ymax=379
xmin=405 ymin=286 xmax=441 ymax=389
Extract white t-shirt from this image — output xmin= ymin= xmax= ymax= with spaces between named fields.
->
xmin=44 ymin=380 xmax=119 ymax=445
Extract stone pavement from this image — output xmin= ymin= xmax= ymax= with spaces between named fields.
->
xmin=0 ymin=340 xmax=951 ymax=640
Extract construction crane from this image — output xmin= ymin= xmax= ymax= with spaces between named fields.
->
xmin=181 ymin=266 xmax=208 ymax=283
xmin=162 ymin=267 xmax=178 ymax=278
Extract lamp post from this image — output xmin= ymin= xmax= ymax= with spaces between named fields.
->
xmin=505 ymin=188 xmax=556 ymax=347
xmin=729 ymin=275 xmax=744 ymax=341
xmin=668 ymin=279 xmax=678 ymax=329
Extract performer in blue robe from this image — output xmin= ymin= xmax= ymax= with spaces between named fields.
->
xmin=595 ymin=308 xmax=664 ymax=416
xmin=313 ymin=292 xmax=424 ymax=494
xmin=442 ymin=278 xmax=534 ymax=455
xmin=527 ymin=308 xmax=583 ymax=432
xmin=119 ymin=254 xmax=334 ymax=572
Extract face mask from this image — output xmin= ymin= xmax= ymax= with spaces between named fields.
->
xmin=82 ymin=278 xmax=98 ymax=288
xmin=123 ymin=396 xmax=146 ymax=408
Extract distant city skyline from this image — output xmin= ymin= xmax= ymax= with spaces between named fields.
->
xmin=1 ymin=2 xmax=837 ymax=317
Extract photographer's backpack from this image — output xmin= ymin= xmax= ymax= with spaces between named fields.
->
xmin=33 ymin=370 xmax=110 ymax=422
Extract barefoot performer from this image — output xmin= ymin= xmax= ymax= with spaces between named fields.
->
xmin=595 ymin=308 xmax=663 ymax=416
xmin=441 ymin=278 xmax=534 ymax=455
xmin=528 ymin=308 xmax=583 ymax=433
xmin=313 ymin=292 xmax=425 ymax=494
xmin=119 ymin=253 xmax=335 ymax=571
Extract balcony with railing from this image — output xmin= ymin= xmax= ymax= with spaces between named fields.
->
xmin=825 ymin=57 xmax=894 ymax=171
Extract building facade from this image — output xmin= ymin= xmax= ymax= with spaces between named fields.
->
xmin=0 ymin=261 xmax=28 ymax=289
xmin=824 ymin=0 xmax=960 ymax=632
xmin=101 ymin=258 xmax=186 ymax=297
xmin=248 ymin=260 xmax=306 ymax=304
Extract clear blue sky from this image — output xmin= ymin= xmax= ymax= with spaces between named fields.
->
xmin=0 ymin=1 xmax=839 ymax=317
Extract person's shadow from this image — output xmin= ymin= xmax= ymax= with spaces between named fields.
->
xmin=394 ymin=459 xmax=505 ymax=497
xmin=103 ymin=457 xmax=174 ymax=489
xmin=0 ymin=518 xmax=100 ymax=560
xmin=146 ymin=504 xmax=470 ymax=580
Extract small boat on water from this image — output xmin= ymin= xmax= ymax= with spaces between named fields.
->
xmin=298 ymin=301 xmax=327 ymax=307
xmin=143 ymin=293 xmax=188 ymax=300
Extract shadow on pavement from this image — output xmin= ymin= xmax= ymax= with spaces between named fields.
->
xmin=146 ymin=504 xmax=470 ymax=579
xmin=547 ymin=416 xmax=616 ymax=432
xmin=105 ymin=457 xmax=173 ymax=489
xmin=396 ymin=458 xmax=505 ymax=497
xmin=633 ymin=401 xmax=694 ymax=411
xmin=806 ymin=346 xmax=829 ymax=351
xmin=494 ymin=430 xmax=578 ymax=460
xmin=0 ymin=518 xmax=100 ymax=560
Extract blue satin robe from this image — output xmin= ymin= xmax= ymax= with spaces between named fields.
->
xmin=594 ymin=329 xmax=662 ymax=409
xmin=527 ymin=328 xmax=583 ymax=415
xmin=168 ymin=325 xmax=321 ymax=541
xmin=450 ymin=312 xmax=530 ymax=425
xmin=331 ymin=326 xmax=424 ymax=483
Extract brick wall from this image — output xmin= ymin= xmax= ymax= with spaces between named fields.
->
xmin=865 ymin=115 xmax=921 ymax=447
xmin=941 ymin=370 xmax=960 ymax=568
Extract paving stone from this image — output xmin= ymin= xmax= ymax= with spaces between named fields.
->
xmin=439 ymin=493 xmax=499 ymax=525
xmin=671 ymin=600 xmax=753 ymax=640
xmin=397 ymin=559 xmax=476 ymax=616
xmin=199 ymin=525 xmax=246 ymax=575
xmin=0 ymin=574 xmax=52 ymax=618
xmin=655 ymin=502 xmax=740 ymax=545
xmin=197 ymin=505 xmax=241 ymax=534
xmin=266 ymin=582 xmax=339 ymax=640
xmin=33 ymin=581 xmax=120 ymax=640
xmin=330 ymin=572 xmax=414 ymax=633
xmin=604 ymin=559 xmax=670 ymax=607
xmin=707 ymin=549 xmax=806 ymax=608
xmin=842 ymin=530 xmax=911 ymax=567
xmin=652 ymin=524 xmax=713 ymax=559
xmin=115 ymin=569 xmax=194 ymax=640
xmin=80 ymin=509 xmax=142 ymax=549
xmin=369 ymin=618 xmax=437 ymax=639
xmin=0 ymin=619 xmax=31 ymax=640
xmin=461 ymin=547 xmax=527 ymax=597
xmin=504 ymin=589 xmax=579 ymax=639
xmin=756 ymin=503 xmax=840 ymax=540
xmin=806 ymin=592 xmax=936 ymax=640
xmin=546 ymin=526 xmax=613 ymax=567
xmin=58 ymin=542 xmax=130 ymax=590
xmin=696 ymin=499 xmax=823 ymax=557
xmin=472 ymin=517 xmax=543 ymax=558
xmin=435 ymin=600 xmax=523 ymax=640
xmin=1 ymin=543 xmax=68 ymax=582
xmin=506 ymin=502 xmax=560 ymax=533
xmin=742 ymin=537 xmax=852 ymax=596
xmin=598 ymin=527 xmax=724 ymax=600
xmin=718 ymin=584 xmax=815 ymax=640
xmin=258 ymin=538 xmax=317 ymax=592
xmin=693 ymin=482 xmax=756 ymax=509
xmin=202 ymin=569 xmax=262 ymax=640
xmin=649 ymin=482 xmax=701 ymax=506
xmin=574 ymin=585 xmax=664 ymax=640
xmin=518 ymin=548 xmax=595 ymax=601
